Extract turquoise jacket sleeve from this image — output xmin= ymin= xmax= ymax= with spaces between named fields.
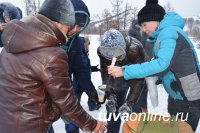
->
xmin=122 ymin=27 xmax=178 ymax=80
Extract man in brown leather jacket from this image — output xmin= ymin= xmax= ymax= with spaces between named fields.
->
xmin=97 ymin=29 xmax=147 ymax=133
xmin=0 ymin=0 xmax=106 ymax=133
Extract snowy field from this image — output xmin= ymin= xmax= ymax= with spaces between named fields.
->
xmin=51 ymin=35 xmax=200 ymax=133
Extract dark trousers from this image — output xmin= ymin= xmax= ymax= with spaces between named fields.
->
xmin=168 ymin=97 xmax=200 ymax=131
xmin=132 ymin=85 xmax=148 ymax=112
xmin=47 ymin=125 xmax=54 ymax=133
xmin=69 ymin=53 xmax=98 ymax=110
xmin=106 ymin=89 xmax=127 ymax=133
xmin=73 ymin=77 xmax=98 ymax=110
xmin=106 ymin=78 xmax=147 ymax=133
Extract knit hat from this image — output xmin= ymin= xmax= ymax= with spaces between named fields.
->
xmin=99 ymin=29 xmax=126 ymax=60
xmin=38 ymin=0 xmax=75 ymax=26
xmin=137 ymin=0 xmax=165 ymax=25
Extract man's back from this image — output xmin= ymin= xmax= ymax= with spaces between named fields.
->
xmin=0 ymin=14 xmax=97 ymax=133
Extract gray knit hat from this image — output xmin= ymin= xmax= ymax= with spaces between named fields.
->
xmin=99 ymin=29 xmax=126 ymax=60
xmin=101 ymin=29 xmax=126 ymax=50
xmin=38 ymin=0 xmax=75 ymax=26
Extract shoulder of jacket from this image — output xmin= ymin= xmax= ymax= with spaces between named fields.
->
xmin=126 ymin=36 xmax=143 ymax=51
xmin=31 ymin=47 xmax=67 ymax=66
xmin=158 ymin=26 xmax=178 ymax=41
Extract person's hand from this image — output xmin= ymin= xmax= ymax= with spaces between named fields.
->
xmin=93 ymin=121 xmax=107 ymax=133
xmin=0 ymin=22 xmax=7 ymax=30
xmin=118 ymin=102 xmax=132 ymax=114
xmin=107 ymin=66 xmax=123 ymax=78
xmin=91 ymin=65 xmax=101 ymax=72
xmin=86 ymin=90 xmax=99 ymax=103
xmin=104 ymin=85 xmax=116 ymax=98
xmin=106 ymin=95 xmax=117 ymax=113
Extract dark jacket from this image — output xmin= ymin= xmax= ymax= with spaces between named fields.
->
xmin=0 ymin=14 xmax=96 ymax=133
xmin=128 ymin=19 xmax=141 ymax=42
xmin=68 ymin=36 xmax=95 ymax=93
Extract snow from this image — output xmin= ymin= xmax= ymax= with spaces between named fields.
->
xmin=53 ymin=35 xmax=200 ymax=133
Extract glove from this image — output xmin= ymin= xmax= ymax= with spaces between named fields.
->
xmin=106 ymin=95 xmax=117 ymax=113
xmin=118 ymin=102 xmax=132 ymax=114
xmin=170 ymin=80 xmax=181 ymax=91
xmin=86 ymin=90 xmax=99 ymax=103
xmin=105 ymin=85 xmax=116 ymax=99
xmin=91 ymin=65 xmax=101 ymax=72
xmin=86 ymin=90 xmax=106 ymax=104
xmin=155 ymin=79 xmax=162 ymax=85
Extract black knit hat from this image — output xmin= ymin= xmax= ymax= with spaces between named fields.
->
xmin=137 ymin=0 xmax=165 ymax=25
xmin=38 ymin=0 xmax=75 ymax=26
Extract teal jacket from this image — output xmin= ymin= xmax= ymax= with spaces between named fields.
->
xmin=122 ymin=12 xmax=200 ymax=101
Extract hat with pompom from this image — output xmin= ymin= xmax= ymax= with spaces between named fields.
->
xmin=137 ymin=0 xmax=165 ymax=25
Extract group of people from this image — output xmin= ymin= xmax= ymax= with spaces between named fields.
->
xmin=0 ymin=0 xmax=199 ymax=133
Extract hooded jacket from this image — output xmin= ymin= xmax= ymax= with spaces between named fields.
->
xmin=122 ymin=12 xmax=200 ymax=101
xmin=65 ymin=0 xmax=90 ymax=53
xmin=0 ymin=14 xmax=96 ymax=133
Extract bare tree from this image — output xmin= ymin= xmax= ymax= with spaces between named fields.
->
xmin=131 ymin=7 xmax=138 ymax=20
xmin=164 ymin=2 xmax=174 ymax=12
xmin=84 ymin=0 xmax=139 ymax=34
xmin=102 ymin=9 xmax=112 ymax=30
xmin=122 ymin=1 xmax=137 ymax=30
xmin=23 ymin=0 xmax=41 ymax=15
xmin=123 ymin=2 xmax=130 ymax=30
xmin=110 ymin=0 xmax=123 ymax=29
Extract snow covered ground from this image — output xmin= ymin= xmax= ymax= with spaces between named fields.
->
xmin=53 ymin=35 xmax=200 ymax=133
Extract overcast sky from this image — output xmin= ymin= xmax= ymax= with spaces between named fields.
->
xmin=82 ymin=0 xmax=200 ymax=18
xmin=0 ymin=0 xmax=200 ymax=18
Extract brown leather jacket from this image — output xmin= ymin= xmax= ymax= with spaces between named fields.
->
xmin=0 ymin=14 xmax=96 ymax=133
